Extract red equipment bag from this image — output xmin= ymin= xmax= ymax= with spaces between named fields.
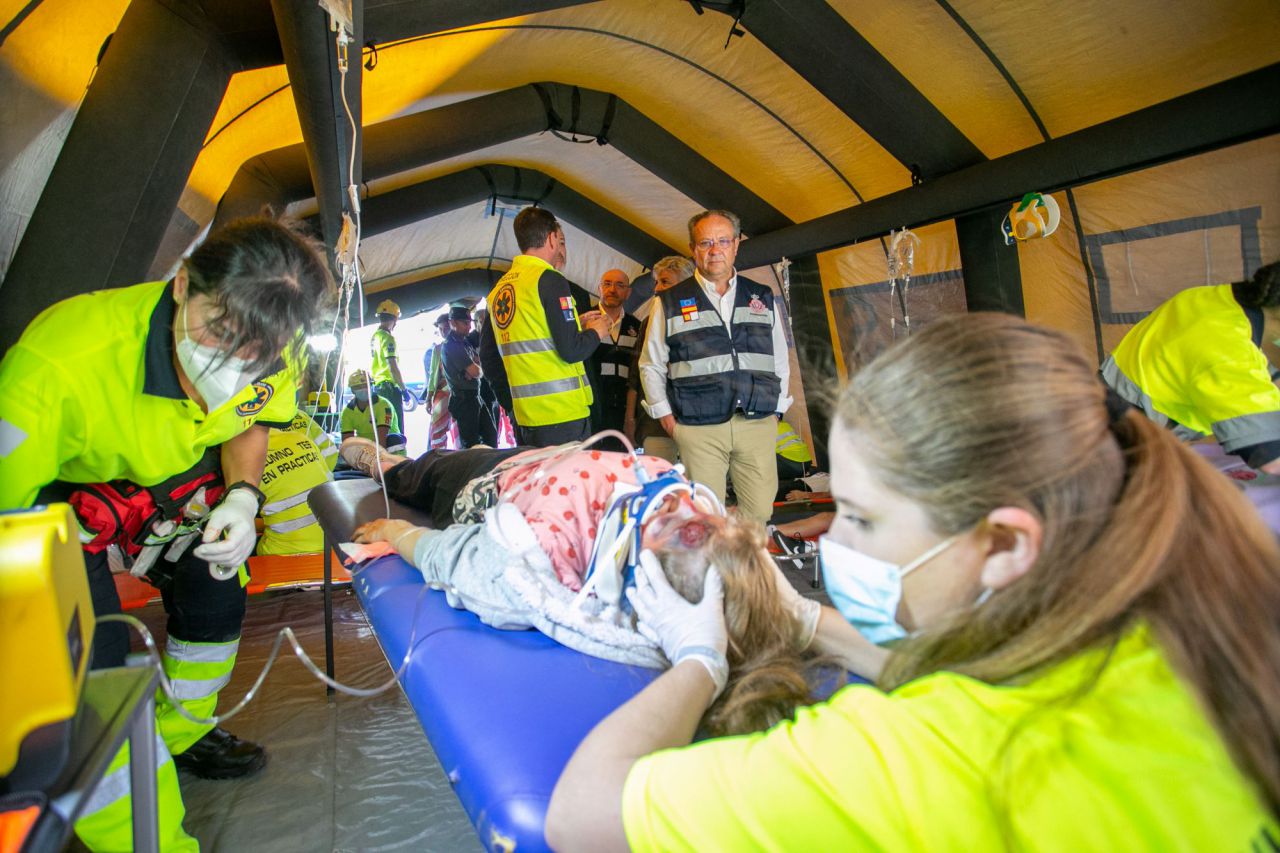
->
xmin=67 ymin=449 xmax=225 ymax=557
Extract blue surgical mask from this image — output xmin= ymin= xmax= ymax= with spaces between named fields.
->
xmin=353 ymin=389 xmax=369 ymax=403
xmin=175 ymin=302 xmax=255 ymax=410
xmin=819 ymin=532 xmax=964 ymax=644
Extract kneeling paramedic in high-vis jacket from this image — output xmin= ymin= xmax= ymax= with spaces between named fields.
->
xmin=0 ymin=216 xmax=333 ymax=851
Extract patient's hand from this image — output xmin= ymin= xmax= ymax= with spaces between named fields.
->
xmin=353 ymin=518 xmax=416 ymax=544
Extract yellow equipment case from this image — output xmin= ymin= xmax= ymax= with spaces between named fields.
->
xmin=0 ymin=504 xmax=95 ymax=792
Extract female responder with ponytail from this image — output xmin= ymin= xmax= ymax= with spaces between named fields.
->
xmin=548 ymin=313 xmax=1279 ymax=851
xmin=0 ymin=216 xmax=333 ymax=851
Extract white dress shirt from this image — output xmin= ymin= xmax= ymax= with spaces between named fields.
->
xmin=638 ymin=269 xmax=793 ymax=420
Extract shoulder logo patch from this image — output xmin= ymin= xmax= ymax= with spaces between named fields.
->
xmin=236 ymin=382 xmax=275 ymax=416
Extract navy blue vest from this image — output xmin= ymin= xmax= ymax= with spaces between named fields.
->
xmin=659 ymin=277 xmax=780 ymax=425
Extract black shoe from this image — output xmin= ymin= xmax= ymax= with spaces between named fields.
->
xmin=174 ymin=727 xmax=267 ymax=780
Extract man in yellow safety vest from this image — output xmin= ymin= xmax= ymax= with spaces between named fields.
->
xmin=480 ymin=207 xmax=612 ymax=447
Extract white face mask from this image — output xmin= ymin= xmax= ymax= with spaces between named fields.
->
xmin=818 ymin=532 xmax=965 ymax=644
xmin=175 ymin=301 xmax=255 ymax=410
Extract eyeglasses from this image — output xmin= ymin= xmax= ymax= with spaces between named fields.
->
xmin=693 ymin=237 xmax=737 ymax=251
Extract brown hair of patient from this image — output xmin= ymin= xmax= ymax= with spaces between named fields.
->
xmin=840 ymin=312 xmax=1279 ymax=816
xmin=653 ymin=515 xmax=835 ymax=737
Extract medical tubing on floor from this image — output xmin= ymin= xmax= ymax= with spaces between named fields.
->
xmin=96 ymin=546 xmax=542 ymax=725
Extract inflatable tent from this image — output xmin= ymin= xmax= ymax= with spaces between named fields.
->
xmin=3 ymin=0 xmax=1278 ymax=460
xmin=3 ymin=3 xmax=1279 ymax=848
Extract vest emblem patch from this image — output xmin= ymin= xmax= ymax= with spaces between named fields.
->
xmin=492 ymin=282 xmax=517 ymax=330
xmin=679 ymin=298 xmax=699 ymax=322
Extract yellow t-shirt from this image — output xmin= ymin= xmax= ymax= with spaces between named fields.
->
xmin=257 ymin=411 xmax=335 ymax=556
xmin=0 ymin=281 xmax=298 ymax=509
xmin=339 ymin=396 xmax=394 ymax=441
xmin=370 ymin=327 xmax=398 ymax=385
xmin=623 ymin=627 xmax=1275 ymax=851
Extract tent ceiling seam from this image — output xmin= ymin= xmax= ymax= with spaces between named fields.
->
xmin=317 ymin=23 xmax=870 ymax=205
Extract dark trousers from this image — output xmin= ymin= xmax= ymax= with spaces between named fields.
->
xmin=376 ymin=381 xmax=405 ymax=434
xmin=448 ymin=389 xmax=482 ymax=448
xmin=517 ymin=416 xmax=592 ymax=448
xmin=384 ymin=446 xmax=527 ymax=527
xmin=84 ymin=548 xmax=248 ymax=670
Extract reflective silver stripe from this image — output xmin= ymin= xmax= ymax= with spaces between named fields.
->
xmin=1101 ymin=357 xmax=1208 ymax=440
xmin=666 ymin=311 xmax=722 ymax=337
xmin=319 ymin=443 xmax=338 ymax=457
xmin=166 ymin=637 xmax=239 ymax=664
xmin=618 ymin=334 xmax=637 ymax=346
xmin=78 ymin=731 xmax=172 ymax=817
xmin=1100 ymin=357 xmax=1176 ymax=429
xmin=269 ymin=513 xmax=318 ymax=533
xmin=778 ymin=436 xmax=804 ymax=451
xmin=1214 ymin=411 xmax=1280 ymax=451
xmin=600 ymin=363 xmax=631 ymax=378
xmin=670 ymin=354 xmax=735 ymax=379
xmin=738 ymin=352 xmax=774 ymax=372
xmin=169 ymin=673 xmax=232 ymax=701
xmin=261 ymin=491 xmax=310 ymax=514
xmin=498 ymin=337 xmax=556 ymax=356
xmin=732 ymin=307 xmax=773 ymax=325
xmin=510 ymin=376 xmax=584 ymax=398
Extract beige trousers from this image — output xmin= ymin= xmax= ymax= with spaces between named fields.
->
xmin=674 ymin=414 xmax=778 ymax=522
xmin=640 ymin=434 xmax=679 ymax=463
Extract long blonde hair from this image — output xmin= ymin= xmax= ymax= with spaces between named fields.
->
xmin=654 ymin=515 xmax=837 ymax=736
xmin=839 ymin=312 xmax=1280 ymax=814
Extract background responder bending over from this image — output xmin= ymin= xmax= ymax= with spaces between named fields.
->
xmin=1102 ymin=260 xmax=1280 ymax=470
xmin=0 ymin=216 xmax=333 ymax=851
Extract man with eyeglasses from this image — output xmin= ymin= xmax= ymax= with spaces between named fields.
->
xmin=638 ymin=210 xmax=791 ymax=523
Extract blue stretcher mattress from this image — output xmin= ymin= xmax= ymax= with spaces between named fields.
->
xmin=351 ymin=553 xmax=659 ymax=853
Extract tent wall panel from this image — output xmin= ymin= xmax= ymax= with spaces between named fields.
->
xmin=817 ymin=221 xmax=964 ymax=379
xmin=1070 ymin=135 xmax=1280 ymax=356
xmin=0 ymin=0 xmax=130 ymax=285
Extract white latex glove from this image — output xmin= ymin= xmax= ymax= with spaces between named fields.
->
xmin=628 ymin=549 xmax=729 ymax=698
xmin=192 ymin=488 xmax=260 ymax=577
xmin=772 ymin=561 xmax=822 ymax=651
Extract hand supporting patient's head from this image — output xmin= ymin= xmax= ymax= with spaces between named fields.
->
xmin=649 ymin=513 xmax=828 ymax=736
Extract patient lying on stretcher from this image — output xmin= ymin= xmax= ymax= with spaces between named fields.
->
xmin=345 ymin=438 xmax=834 ymax=736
